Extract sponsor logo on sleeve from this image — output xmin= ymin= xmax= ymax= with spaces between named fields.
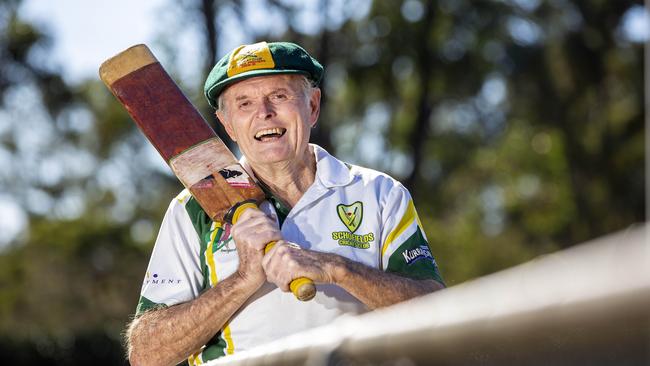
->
xmin=332 ymin=202 xmax=375 ymax=249
xmin=402 ymin=245 xmax=436 ymax=266
xmin=144 ymin=272 xmax=182 ymax=285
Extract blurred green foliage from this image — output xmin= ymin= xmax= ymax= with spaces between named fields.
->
xmin=0 ymin=0 xmax=644 ymax=364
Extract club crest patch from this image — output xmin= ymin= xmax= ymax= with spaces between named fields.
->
xmin=332 ymin=201 xmax=375 ymax=249
xmin=337 ymin=201 xmax=363 ymax=233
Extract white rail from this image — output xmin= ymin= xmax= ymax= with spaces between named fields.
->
xmin=207 ymin=224 xmax=650 ymax=365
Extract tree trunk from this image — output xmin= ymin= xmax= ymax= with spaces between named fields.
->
xmin=405 ymin=2 xmax=436 ymax=197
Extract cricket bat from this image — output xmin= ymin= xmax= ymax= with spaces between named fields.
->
xmin=99 ymin=44 xmax=316 ymax=301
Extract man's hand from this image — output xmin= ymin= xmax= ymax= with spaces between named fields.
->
xmin=230 ymin=208 xmax=283 ymax=287
xmin=262 ymin=241 xmax=444 ymax=309
xmin=262 ymin=242 xmax=340 ymax=291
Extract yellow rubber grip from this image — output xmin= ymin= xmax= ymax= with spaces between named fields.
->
xmin=289 ymin=277 xmax=316 ymax=301
xmin=231 ymin=203 xmax=316 ymax=301
xmin=231 ymin=202 xmax=259 ymax=225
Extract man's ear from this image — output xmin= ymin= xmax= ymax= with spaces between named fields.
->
xmin=215 ymin=110 xmax=237 ymax=142
xmin=309 ymin=88 xmax=321 ymax=128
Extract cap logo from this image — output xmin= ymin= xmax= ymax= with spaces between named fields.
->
xmin=227 ymin=42 xmax=276 ymax=77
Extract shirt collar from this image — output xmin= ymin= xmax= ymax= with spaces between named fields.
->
xmin=312 ymin=144 xmax=354 ymax=188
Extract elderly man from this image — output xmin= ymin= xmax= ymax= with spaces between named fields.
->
xmin=126 ymin=41 xmax=444 ymax=366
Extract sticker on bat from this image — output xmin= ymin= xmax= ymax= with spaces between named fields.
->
xmin=219 ymin=165 xmax=255 ymax=188
xmin=194 ymin=175 xmax=216 ymax=189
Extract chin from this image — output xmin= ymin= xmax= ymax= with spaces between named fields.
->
xmin=252 ymin=145 xmax=293 ymax=160
xmin=251 ymin=151 xmax=292 ymax=165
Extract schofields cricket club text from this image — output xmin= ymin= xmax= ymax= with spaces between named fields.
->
xmin=331 ymin=231 xmax=375 ymax=249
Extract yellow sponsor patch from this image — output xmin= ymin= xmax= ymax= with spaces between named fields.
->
xmin=227 ymin=42 xmax=276 ymax=77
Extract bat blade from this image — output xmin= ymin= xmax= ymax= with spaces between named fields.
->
xmin=99 ymin=44 xmax=265 ymax=221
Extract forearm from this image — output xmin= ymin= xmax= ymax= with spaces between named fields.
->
xmin=127 ymin=273 xmax=261 ymax=366
xmin=330 ymin=255 xmax=444 ymax=309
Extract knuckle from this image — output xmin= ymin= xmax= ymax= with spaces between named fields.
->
xmin=277 ymin=246 xmax=293 ymax=258
xmin=241 ymin=209 xmax=259 ymax=220
xmin=287 ymin=256 xmax=299 ymax=267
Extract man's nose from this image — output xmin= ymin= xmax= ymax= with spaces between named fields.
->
xmin=256 ymin=98 xmax=275 ymax=119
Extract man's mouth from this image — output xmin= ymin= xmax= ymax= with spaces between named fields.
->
xmin=254 ymin=128 xmax=287 ymax=141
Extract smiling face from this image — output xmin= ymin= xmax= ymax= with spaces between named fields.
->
xmin=216 ymin=75 xmax=321 ymax=169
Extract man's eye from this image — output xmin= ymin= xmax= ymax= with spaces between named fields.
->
xmin=271 ymin=93 xmax=288 ymax=101
xmin=239 ymin=101 xmax=251 ymax=108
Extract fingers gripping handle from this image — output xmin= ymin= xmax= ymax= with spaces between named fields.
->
xmin=229 ymin=202 xmax=316 ymax=301
xmin=263 ymin=244 xmax=316 ymax=301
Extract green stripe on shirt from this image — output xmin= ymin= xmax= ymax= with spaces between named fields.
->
xmin=183 ymin=196 xmax=233 ymax=361
xmin=184 ymin=196 xmax=214 ymax=290
xmin=135 ymin=295 xmax=167 ymax=316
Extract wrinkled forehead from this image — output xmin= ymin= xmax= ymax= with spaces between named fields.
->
xmin=221 ymin=74 xmax=304 ymax=100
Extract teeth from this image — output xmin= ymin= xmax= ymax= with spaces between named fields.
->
xmin=255 ymin=128 xmax=285 ymax=139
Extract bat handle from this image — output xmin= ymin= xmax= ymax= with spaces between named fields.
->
xmin=229 ymin=202 xmax=317 ymax=301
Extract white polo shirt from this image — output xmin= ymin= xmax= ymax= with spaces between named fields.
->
xmin=136 ymin=144 xmax=443 ymax=364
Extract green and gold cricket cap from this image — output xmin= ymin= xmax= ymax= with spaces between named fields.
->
xmin=204 ymin=41 xmax=324 ymax=108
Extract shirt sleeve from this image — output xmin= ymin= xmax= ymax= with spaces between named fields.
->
xmin=379 ymin=182 xmax=444 ymax=284
xmin=135 ymin=193 xmax=204 ymax=315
